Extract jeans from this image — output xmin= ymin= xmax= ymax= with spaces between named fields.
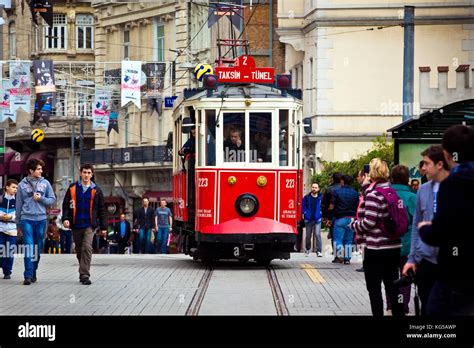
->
xmin=304 ymin=221 xmax=322 ymax=253
xmin=0 ymin=233 xmax=16 ymax=276
xmin=60 ymin=229 xmax=72 ymax=254
xmin=156 ymin=226 xmax=169 ymax=254
xmin=363 ymin=248 xmax=405 ymax=317
xmin=139 ymin=228 xmax=153 ymax=254
xmin=333 ymin=217 xmax=354 ymax=261
xmin=21 ymin=219 xmax=46 ymax=280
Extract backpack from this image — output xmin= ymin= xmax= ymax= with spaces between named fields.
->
xmin=373 ymin=186 xmax=408 ymax=239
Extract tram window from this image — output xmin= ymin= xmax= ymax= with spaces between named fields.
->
xmin=206 ymin=110 xmax=216 ymax=166
xmin=223 ymin=112 xmax=245 ymax=162
xmin=249 ymin=113 xmax=272 ymax=163
xmin=279 ymin=110 xmax=289 ymax=166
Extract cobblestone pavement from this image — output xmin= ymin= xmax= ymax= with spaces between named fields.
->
xmin=0 ymin=249 xmax=414 ymax=316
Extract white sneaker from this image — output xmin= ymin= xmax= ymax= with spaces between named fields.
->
xmin=317 ymin=252 xmax=323 ymax=257
xmin=305 ymin=251 xmax=310 ymax=257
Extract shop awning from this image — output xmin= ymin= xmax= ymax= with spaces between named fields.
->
xmin=8 ymin=152 xmax=29 ymax=175
xmin=0 ymin=152 xmax=15 ymax=175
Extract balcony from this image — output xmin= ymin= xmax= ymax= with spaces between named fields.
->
xmin=81 ymin=145 xmax=172 ymax=166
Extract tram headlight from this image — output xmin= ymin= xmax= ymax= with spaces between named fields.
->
xmin=235 ymin=194 xmax=259 ymax=217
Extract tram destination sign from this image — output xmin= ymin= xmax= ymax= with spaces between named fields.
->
xmin=215 ymin=55 xmax=274 ymax=84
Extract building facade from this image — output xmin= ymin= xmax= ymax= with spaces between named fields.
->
xmin=276 ymin=0 xmax=474 ymax=188
xmin=1 ymin=0 xmax=95 ymax=210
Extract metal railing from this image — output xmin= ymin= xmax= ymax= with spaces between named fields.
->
xmin=81 ymin=145 xmax=172 ymax=165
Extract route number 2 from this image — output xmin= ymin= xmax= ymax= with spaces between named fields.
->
xmin=285 ymin=179 xmax=295 ymax=188
xmin=198 ymin=178 xmax=209 ymax=187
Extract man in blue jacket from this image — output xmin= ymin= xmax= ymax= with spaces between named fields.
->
xmin=16 ymin=159 xmax=56 ymax=285
xmin=302 ymin=182 xmax=323 ymax=257
xmin=0 ymin=179 xmax=19 ymax=279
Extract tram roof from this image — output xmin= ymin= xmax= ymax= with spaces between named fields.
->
xmin=177 ymin=83 xmax=302 ymax=105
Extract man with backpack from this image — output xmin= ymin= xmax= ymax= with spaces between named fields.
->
xmin=349 ymin=158 xmax=407 ymax=317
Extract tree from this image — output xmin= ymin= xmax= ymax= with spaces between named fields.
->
xmin=311 ymin=136 xmax=394 ymax=191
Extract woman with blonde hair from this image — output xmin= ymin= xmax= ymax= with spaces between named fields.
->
xmin=349 ymin=158 xmax=405 ymax=316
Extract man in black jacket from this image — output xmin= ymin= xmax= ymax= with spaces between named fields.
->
xmin=114 ymin=213 xmax=131 ymax=254
xmin=419 ymin=125 xmax=474 ymax=315
xmin=62 ymin=164 xmax=107 ymax=285
xmin=134 ymin=197 xmax=156 ymax=253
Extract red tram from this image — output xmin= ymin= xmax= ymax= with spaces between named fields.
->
xmin=172 ymin=60 xmax=305 ymax=265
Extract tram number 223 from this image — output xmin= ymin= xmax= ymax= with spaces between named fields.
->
xmin=285 ymin=179 xmax=295 ymax=188
xmin=198 ymin=178 xmax=209 ymax=187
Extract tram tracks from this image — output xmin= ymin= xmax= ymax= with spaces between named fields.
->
xmin=185 ymin=264 xmax=289 ymax=316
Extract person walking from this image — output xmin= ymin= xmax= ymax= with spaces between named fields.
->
xmin=386 ymin=165 xmax=417 ymax=314
xmin=329 ymin=175 xmax=359 ymax=264
xmin=301 ymin=183 xmax=323 ymax=257
xmin=114 ymin=213 xmax=131 ymax=254
xmin=46 ymin=217 xmax=61 ymax=254
xmin=134 ymin=197 xmax=155 ymax=254
xmin=59 ymin=217 xmax=73 ymax=254
xmin=62 ymin=164 xmax=107 ymax=285
xmin=402 ymin=145 xmax=449 ymax=315
xmin=0 ymin=179 xmax=19 ymax=279
xmin=16 ymin=159 xmax=56 ymax=285
xmin=349 ymin=158 xmax=405 ymax=317
xmin=418 ymin=125 xmax=474 ymax=315
xmin=155 ymin=199 xmax=173 ymax=254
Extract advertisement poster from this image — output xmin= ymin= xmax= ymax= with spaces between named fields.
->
xmin=93 ymin=88 xmax=112 ymax=130
xmin=9 ymin=61 xmax=32 ymax=113
xmin=121 ymin=60 xmax=141 ymax=108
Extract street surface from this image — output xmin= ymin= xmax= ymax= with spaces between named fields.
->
xmin=0 ymin=248 xmax=415 ymax=316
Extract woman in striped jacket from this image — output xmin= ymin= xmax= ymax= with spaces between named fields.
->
xmin=349 ymin=158 xmax=405 ymax=317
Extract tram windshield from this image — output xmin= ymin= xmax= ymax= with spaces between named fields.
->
xmin=195 ymin=109 xmax=297 ymax=167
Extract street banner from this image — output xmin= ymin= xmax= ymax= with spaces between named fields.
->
xmin=142 ymin=62 xmax=166 ymax=97
xmin=121 ymin=60 xmax=142 ymax=108
xmin=30 ymin=0 xmax=53 ymax=27
xmin=107 ymin=111 xmax=119 ymax=135
xmin=93 ymin=88 xmax=111 ymax=130
xmin=0 ymin=80 xmax=15 ymax=122
xmin=33 ymin=60 xmax=56 ymax=94
xmin=208 ymin=0 xmax=242 ymax=30
xmin=33 ymin=93 xmax=53 ymax=126
xmin=33 ymin=60 xmax=56 ymax=126
xmin=9 ymin=61 xmax=32 ymax=113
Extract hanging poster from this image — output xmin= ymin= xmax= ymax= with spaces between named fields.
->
xmin=33 ymin=60 xmax=56 ymax=125
xmin=121 ymin=60 xmax=142 ymax=108
xmin=9 ymin=61 xmax=32 ymax=113
xmin=107 ymin=111 xmax=119 ymax=135
xmin=93 ymin=88 xmax=111 ymax=130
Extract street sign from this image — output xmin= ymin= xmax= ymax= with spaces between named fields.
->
xmin=165 ymin=96 xmax=178 ymax=108
xmin=0 ymin=128 xmax=5 ymax=164
xmin=214 ymin=55 xmax=274 ymax=84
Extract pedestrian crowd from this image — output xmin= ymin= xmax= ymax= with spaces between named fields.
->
xmin=0 ymin=160 xmax=173 ymax=286
xmin=300 ymin=125 xmax=474 ymax=316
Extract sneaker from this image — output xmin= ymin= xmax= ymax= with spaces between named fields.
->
xmin=332 ymin=258 xmax=343 ymax=263
xmin=23 ymin=279 xmax=32 ymax=285
xmin=305 ymin=251 xmax=310 ymax=257
xmin=317 ymin=252 xmax=323 ymax=257
xmin=344 ymin=260 xmax=350 ymax=265
xmin=356 ymin=267 xmax=364 ymax=272
xmin=31 ymin=277 xmax=37 ymax=283
xmin=3 ymin=274 xmax=11 ymax=279
xmin=80 ymin=277 xmax=91 ymax=285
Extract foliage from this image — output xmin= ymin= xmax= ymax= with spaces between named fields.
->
xmin=311 ymin=136 xmax=394 ymax=192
